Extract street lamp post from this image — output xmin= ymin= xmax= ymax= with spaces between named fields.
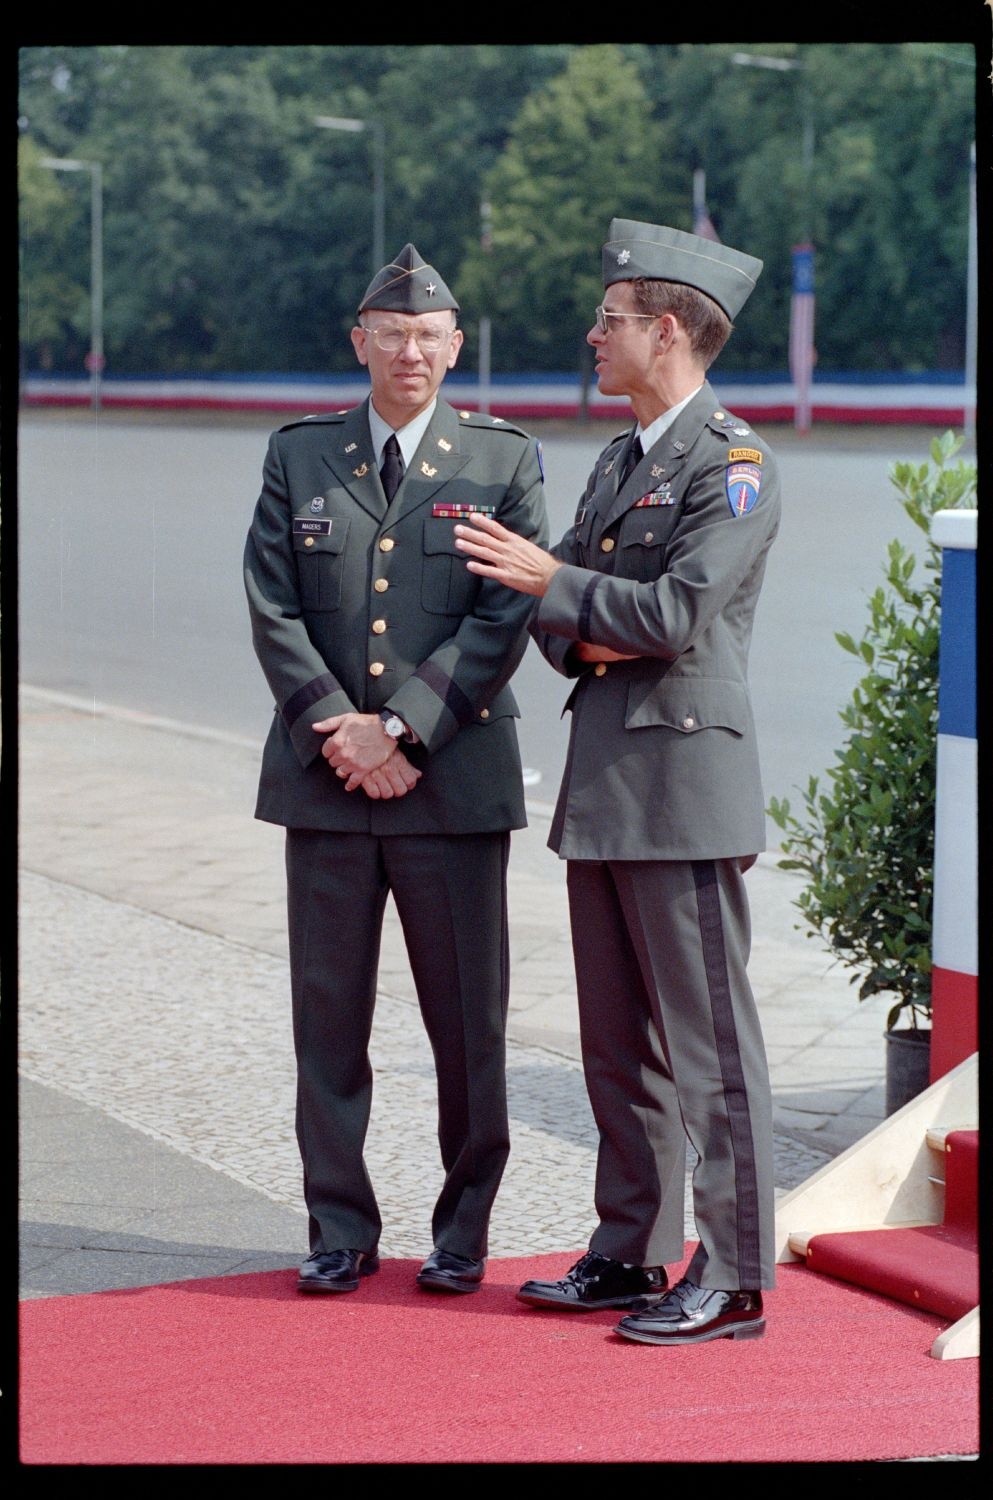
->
xmin=40 ymin=155 xmax=104 ymax=412
xmin=314 ymin=115 xmax=385 ymax=277
xmin=731 ymin=53 xmax=814 ymax=434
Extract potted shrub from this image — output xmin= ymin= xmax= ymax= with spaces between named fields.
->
xmin=768 ymin=432 xmax=977 ymax=1114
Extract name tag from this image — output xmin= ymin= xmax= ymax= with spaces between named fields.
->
xmin=293 ymin=518 xmax=333 ymax=535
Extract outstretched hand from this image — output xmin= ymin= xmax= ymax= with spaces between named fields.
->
xmin=454 ymin=513 xmax=562 ymax=597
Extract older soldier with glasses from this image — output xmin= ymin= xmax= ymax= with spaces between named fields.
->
xmin=455 ymin=219 xmax=781 ymax=1346
xmin=245 ymin=244 xmax=547 ymax=1297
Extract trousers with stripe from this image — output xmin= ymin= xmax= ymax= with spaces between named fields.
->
xmin=286 ymin=828 xmax=512 ymax=1261
xmin=568 ymin=857 xmax=776 ymax=1289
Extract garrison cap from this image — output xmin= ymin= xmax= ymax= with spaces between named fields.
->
xmin=358 ymin=242 xmax=460 ymax=315
xmin=602 ymin=218 xmax=763 ymax=320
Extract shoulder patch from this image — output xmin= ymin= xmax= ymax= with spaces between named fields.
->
xmin=726 ymin=460 xmax=763 ymax=518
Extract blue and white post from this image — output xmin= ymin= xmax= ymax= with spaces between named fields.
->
xmin=930 ymin=508 xmax=978 ymax=1080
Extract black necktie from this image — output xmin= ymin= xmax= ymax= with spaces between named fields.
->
xmin=380 ymin=434 xmax=404 ymax=502
xmin=619 ymin=434 xmax=643 ymax=486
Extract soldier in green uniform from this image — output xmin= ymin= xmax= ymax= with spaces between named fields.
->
xmin=244 ymin=244 xmax=547 ymax=1296
xmin=455 ymin=219 xmax=780 ymax=1344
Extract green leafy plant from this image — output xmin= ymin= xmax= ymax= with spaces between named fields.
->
xmin=768 ymin=431 xmax=977 ymax=1030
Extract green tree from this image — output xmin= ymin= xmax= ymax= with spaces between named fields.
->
xmin=457 ymin=45 xmax=681 ymax=372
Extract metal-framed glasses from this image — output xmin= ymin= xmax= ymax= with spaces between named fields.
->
xmin=360 ymin=323 xmax=454 ymax=354
xmin=594 ymin=306 xmax=660 ymax=335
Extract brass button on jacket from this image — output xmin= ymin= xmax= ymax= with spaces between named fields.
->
xmin=371 ymin=619 xmax=387 ymax=635
xmin=379 ymin=537 xmax=395 ymax=552
xmin=594 ymin=662 xmax=608 ymax=677
xmin=374 ymin=577 xmax=389 ymax=593
xmin=369 ymin=661 xmax=385 ymax=677
xmin=600 ymin=537 xmax=615 ymax=553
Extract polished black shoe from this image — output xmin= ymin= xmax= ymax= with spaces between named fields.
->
xmin=614 ymin=1277 xmax=765 ymax=1344
xmin=297 ymin=1248 xmax=380 ymax=1293
xmin=517 ymin=1250 xmax=667 ymax=1311
xmin=416 ymin=1247 xmax=486 ymax=1294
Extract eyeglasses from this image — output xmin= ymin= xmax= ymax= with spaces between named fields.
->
xmin=359 ymin=323 xmax=454 ymax=354
xmin=594 ymin=306 xmax=660 ymax=335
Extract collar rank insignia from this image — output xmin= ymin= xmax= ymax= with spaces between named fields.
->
xmin=344 ymin=442 xmax=358 ymax=453
xmin=310 ymin=496 xmax=326 ymax=513
xmin=634 ymin=485 xmax=674 ymax=508
xmin=672 ymin=440 xmax=685 ymax=452
xmin=432 ymin=502 xmax=495 ymax=519
xmin=726 ymin=461 xmax=762 ymax=518
xmin=421 ymin=461 xmax=438 ymax=477
xmin=437 ymin=438 xmax=452 ymax=452
xmin=353 ymin=462 xmax=369 ymax=478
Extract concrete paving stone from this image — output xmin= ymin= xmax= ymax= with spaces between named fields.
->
xmin=20 ymin=1248 xmax=266 ymax=1299
xmin=20 ymin=1212 xmax=140 ymax=1251
xmin=772 ymin=1086 xmax=873 ymax=1116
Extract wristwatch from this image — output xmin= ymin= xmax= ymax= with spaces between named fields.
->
xmin=379 ymin=710 xmax=408 ymax=741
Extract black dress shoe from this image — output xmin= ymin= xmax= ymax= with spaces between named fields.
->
xmin=297 ymin=1248 xmax=380 ymax=1293
xmin=614 ymin=1277 xmax=765 ymax=1344
xmin=416 ymin=1247 xmax=486 ymax=1294
xmin=517 ymin=1250 xmax=667 ymax=1310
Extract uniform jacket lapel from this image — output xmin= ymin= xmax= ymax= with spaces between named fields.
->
xmin=319 ymin=400 xmax=388 ymax=521
xmin=601 ymin=383 xmax=717 ymax=529
xmin=384 ymin=400 xmax=472 ymax=525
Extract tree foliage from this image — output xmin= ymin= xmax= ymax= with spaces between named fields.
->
xmin=767 ymin=433 xmax=977 ymax=1028
xmin=17 ymin=42 xmax=977 ymax=377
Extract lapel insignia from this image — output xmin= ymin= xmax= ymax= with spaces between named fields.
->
xmin=310 ymin=496 xmax=325 ymax=513
xmin=437 ymin=438 xmax=452 ymax=452
xmin=672 ymin=440 xmax=685 ymax=453
xmin=603 ymin=459 xmax=616 ymax=475
xmin=726 ymin=461 xmax=762 ymax=517
xmin=651 ymin=465 xmax=665 ymax=479
xmin=421 ymin=461 xmax=438 ymax=477
xmin=353 ymin=462 xmax=369 ymax=478
xmin=344 ymin=442 xmax=358 ymax=453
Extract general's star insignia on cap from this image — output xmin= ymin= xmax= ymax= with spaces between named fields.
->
xmin=345 ymin=442 xmax=358 ymax=453
xmin=421 ymin=461 xmax=438 ymax=477
xmin=353 ymin=462 xmax=369 ymax=478
xmin=437 ymin=437 xmax=452 ymax=452
xmin=617 ymin=249 xmax=631 ymax=265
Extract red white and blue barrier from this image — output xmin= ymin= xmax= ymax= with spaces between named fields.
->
xmin=930 ymin=508 xmax=978 ymax=1081
xmin=19 ymin=370 xmax=975 ymax=426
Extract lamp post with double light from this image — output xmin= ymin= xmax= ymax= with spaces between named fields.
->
xmin=314 ymin=114 xmax=385 ymax=277
xmin=39 ymin=154 xmax=104 ymax=411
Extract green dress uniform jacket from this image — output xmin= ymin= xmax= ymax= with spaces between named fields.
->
xmin=533 ymin=381 xmax=780 ymax=859
xmin=246 ymin=396 xmax=547 ymax=836
xmin=531 ymin=381 xmax=780 ymax=1290
xmin=244 ymin=395 xmax=547 ymax=1261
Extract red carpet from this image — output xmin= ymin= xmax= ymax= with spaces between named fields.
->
xmin=19 ymin=1250 xmax=978 ymax=1465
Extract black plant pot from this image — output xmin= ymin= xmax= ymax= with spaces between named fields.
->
xmin=884 ymin=1027 xmax=932 ymax=1116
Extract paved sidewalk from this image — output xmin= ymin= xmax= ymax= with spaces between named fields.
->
xmin=19 ymin=685 xmax=899 ymax=1299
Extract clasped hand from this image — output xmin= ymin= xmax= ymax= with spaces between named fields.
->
xmin=313 ymin=713 xmax=421 ymax=800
